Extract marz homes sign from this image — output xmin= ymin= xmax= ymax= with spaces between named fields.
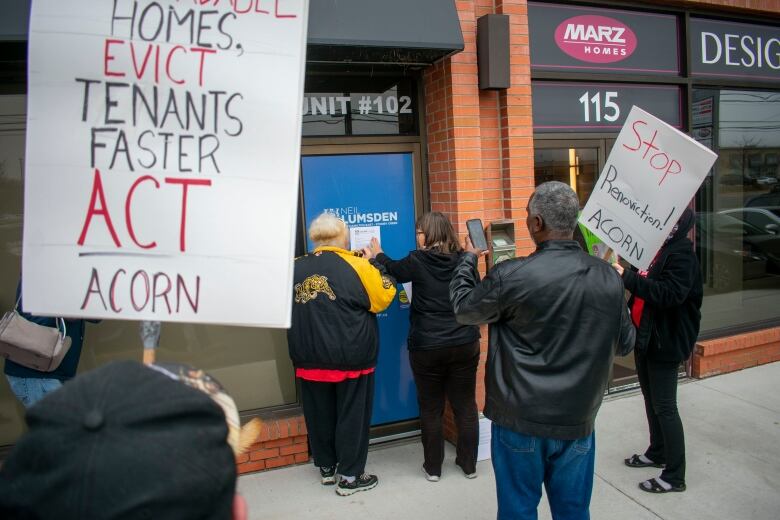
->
xmin=529 ymin=2 xmax=679 ymax=75
xmin=553 ymin=15 xmax=637 ymax=64
xmin=691 ymin=18 xmax=779 ymax=81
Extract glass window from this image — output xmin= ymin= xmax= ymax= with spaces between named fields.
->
xmin=0 ymin=96 xmax=296 ymax=447
xmin=692 ymin=89 xmax=780 ymax=334
xmin=302 ymin=75 xmax=418 ymax=137
xmin=534 ymin=147 xmax=599 ymax=207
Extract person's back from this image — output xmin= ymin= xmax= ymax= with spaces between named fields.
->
xmin=482 ymin=240 xmax=630 ymax=438
xmin=386 ymin=248 xmax=479 ymax=349
xmin=366 ymin=211 xmax=481 ymax=480
xmin=450 ymin=181 xmax=634 ymax=520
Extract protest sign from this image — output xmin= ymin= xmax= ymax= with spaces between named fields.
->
xmin=578 ymin=219 xmax=616 ymax=263
xmin=23 ymin=0 xmax=309 ymax=327
xmin=579 ymin=106 xmax=717 ymax=270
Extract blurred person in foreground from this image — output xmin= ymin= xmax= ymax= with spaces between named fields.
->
xmin=363 ymin=212 xmax=480 ymax=482
xmin=287 ymin=212 xmax=396 ymax=496
xmin=450 ymin=181 xmax=635 ymax=520
xmin=613 ymin=208 xmax=702 ymax=494
xmin=0 ymin=360 xmax=251 ymax=519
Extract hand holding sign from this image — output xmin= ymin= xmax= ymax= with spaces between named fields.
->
xmin=579 ymin=106 xmax=717 ymax=270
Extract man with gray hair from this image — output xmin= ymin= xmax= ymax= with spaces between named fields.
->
xmin=450 ymin=181 xmax=635 ymax=519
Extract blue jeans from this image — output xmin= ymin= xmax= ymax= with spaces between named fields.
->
xmin=5 ymin=375 xmax=62 ymax=408
xmin=491 ymin=423 xmax=595 ymax=520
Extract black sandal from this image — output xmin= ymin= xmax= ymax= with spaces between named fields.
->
xmin=638 ymin=478 xmax=686 ymax=494
xmin=624 ymin=454 xmax=664 ymax=468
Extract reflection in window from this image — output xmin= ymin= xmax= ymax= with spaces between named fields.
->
xmin=534 ymin=147 xmax=599 ymax=207
xmin=693 ymin=89 xmax=780 ymax=333
xmin=301 ymin=76 xmax=418 ymax=137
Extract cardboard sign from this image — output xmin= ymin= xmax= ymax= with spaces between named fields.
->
xmin=579 ymin=106 xmax=717 ymax=270
xmin=23 ymin=0 xmax=309 ymax=327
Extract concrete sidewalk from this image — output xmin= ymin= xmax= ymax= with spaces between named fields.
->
xmin=239 ymin=362 xmax=780 ymax=519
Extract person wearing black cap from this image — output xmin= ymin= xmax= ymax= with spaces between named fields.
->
xmin=613 ymin=208 xmax=703 ymax=494
xmin=0 ymin=360 xmax=248 ymax=520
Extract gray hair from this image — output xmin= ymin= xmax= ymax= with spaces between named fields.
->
xmin=529 ymin=181 xmax=579 ymax=234
xmin=308 ymin=212 xmax=348 ymax=248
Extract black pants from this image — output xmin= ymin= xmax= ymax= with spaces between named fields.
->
xmin=299 ymin=373 xmax=374 ymax=478
xmin=409 ymin=341 xmax=480 ymax=476
xmin=635 ymin=351 xmax=686 ymax=486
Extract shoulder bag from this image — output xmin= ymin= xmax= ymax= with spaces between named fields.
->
xmin=0 ymin=297 xmax=72 ymax=372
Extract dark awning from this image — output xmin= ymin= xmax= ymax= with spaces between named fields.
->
xmin=307 ymin=0 xmax=464 ymax=65
xmin=0 ymin=0 xmax=464 ymax=80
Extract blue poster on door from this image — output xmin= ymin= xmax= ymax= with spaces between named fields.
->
xmin=301 ymin=153 xmax=418 ymax=426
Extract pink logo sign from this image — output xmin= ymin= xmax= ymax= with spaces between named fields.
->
xmin=555 ymin=15 xmax=637 ymax=64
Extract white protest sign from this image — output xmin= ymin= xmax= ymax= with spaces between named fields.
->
xmin=579 ymin=106 xmax=717 ymax=270
xmin=23 ymin=0 xmax=309 ymax=327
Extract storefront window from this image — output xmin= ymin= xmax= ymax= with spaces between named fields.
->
xmin=693 ymin=89 xmax=780 ymax=333
xmin=534 ymin=146 xmax=599 ymax=207
xmin=302 ymin=74 xmax=418 ymax=137
xmin=0 ymin=96 xmax=296 ymax=447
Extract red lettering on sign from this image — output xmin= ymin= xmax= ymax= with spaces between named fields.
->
xmin=165 ymin=177 xmax=213 ymax=252
xmin=104 ymin=39 xmax=126 ymax=77
xmin=622 ymin=120 xmax=683 ymax=186
xmin=125 ymin=175 xmax=160 ymax=249
xmin=78 ymin=169 xmax=122 ymax=247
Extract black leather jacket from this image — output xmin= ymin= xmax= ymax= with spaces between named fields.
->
xmin=450 ymin=240 xmax=635 ymax=440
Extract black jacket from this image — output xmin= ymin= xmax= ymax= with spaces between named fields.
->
xmin=374 ymin=250 xmax=479 ymax=351
xmin=287 ymin=247 xmax=396 ymax=371
xmin=450 ymin=240 xmax=635 ymax=440
xmin=622 ymin=209 xmax=703 ymax=363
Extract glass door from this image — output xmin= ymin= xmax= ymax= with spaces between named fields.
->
xmin=300 ymin=143 xmax=424 ymax=428
xmin=533 ymin=139 xmax=638 ymax=391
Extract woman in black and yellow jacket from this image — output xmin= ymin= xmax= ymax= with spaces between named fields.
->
xmin=287 ymin=212 xmax=396 ymax=497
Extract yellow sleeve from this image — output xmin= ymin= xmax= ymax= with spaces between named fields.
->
xmin=339 ymin=252 xmax=397 ymax=313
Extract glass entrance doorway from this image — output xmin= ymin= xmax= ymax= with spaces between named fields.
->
xmin=300 ymin=143 xmax=424 ymax=426
xmin=533 ymin=139 xmax=638 ymax=391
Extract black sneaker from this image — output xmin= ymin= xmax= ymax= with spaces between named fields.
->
xmin=335 ymin=473 xmax=378 ymax=496
xmin=319 ymin=466 xmax=336 ymax=485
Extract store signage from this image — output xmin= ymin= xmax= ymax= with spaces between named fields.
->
xmin=554 ymin=15 xmax=637 ymax=63
xmin=303 ymin=94 xmax=414 ymax=117
xmin=529 ymin=2 xmax=680 ymax=75
xmin=579 ymin=106 xmax=717 ymax=270
xmin=691 ymin=18 xmax=779 ymax=81
xmin=532 ymin=82 xmax=681 ymax=132
xmin=23 ymin=0 xmax=309 ymax=327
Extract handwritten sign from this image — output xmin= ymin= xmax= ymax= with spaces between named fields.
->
xmin=579 ymin=106 xmax=716 ymax=270
xmin=23 ymin=0 xmax=309 ymax=327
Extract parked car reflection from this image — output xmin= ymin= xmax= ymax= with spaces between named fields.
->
xmin=719 ymin=207 xmax=780 ymax=235
xmin=746 ymin=185 xmax=780 ymax=208
xmin=696 ymin=212 xmax=780 ymax=292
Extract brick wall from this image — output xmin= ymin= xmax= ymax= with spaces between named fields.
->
xmin=425 ymin=0 xmax=533 ymax=443
xmin=236 ymin=414 xmax=309 ymax=475
xmin=692 ymin=327 xmax=780 ymax=378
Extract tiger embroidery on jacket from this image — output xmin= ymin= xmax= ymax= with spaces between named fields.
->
xmin=381 ymin=275 xmax=394 ymax=289
xmin=295 ymin=275 xmax=337 ymax=304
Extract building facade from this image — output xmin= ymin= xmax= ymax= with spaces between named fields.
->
xmin=0 ymin=0 xmax=778 ymax=473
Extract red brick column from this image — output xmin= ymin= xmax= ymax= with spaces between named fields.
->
xmin=424 ymin=0 xmax=533 ymax=442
